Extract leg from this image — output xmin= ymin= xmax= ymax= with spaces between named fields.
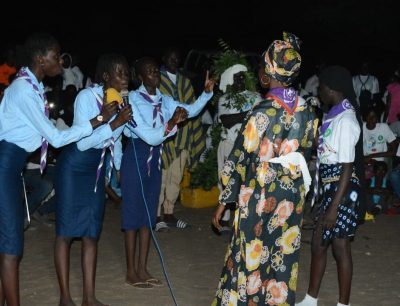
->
xmin=54 ymin=236 xmax=76 ymax=306
xmin=24 ymin=169 xmax=53 ymax=214
xmin=137 ymin=226 xmax=153 ymax=280
xmin=331 ymin=238 xmax=352 ymax=305
xmin=81 ymin=237 xmax=106 ymax=306
xmin=105 ymin=185 xmax=121 ymax=207
xmin=0 ymin=253 xmax=20 ymax=306
xmin=124 ymin=230 xmax=141 ymax=283
xmin=390 ymin=167 xmax=400 ymax=199
xmin=157 ymin=169 xmax=167 ymax=220
xmin=163 ymin=151 xmax=188 ymax=221
xmin=307 ymin=221 xmax=330 ymax=298
xmin=0 ymin=278 xmax=4 ymax=306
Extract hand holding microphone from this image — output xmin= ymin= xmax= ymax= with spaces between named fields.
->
xmin=105 ymin=88 xmax=137 ymax=128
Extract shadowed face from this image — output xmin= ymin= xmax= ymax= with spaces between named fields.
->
xmin=105 ymin=62 xmax=130 ymax=92
xmin=140 ymin=61 xmax=161 ymax=89
xmin=164 ymin=50 xmax=181 ymax=74
xmin=232 ymin=71 xmax=246 ymax=93
xmin=41 ymin=44 xmax=63 ymax=77
xmin=318 ymin=83 xmax=334 ymax=106
xmin=366 ymin=110 xmax=378 ymax=127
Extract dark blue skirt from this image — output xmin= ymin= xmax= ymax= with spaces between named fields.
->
xmin=316 ymin=163 xmax=361 ymax=245
xmin=121 ymin=138 xmax=162 ymax=230
xmin=55 ymin=144 xmax=105 ymax=238
xmin=0 ymin=140 xmax=29 ymax=256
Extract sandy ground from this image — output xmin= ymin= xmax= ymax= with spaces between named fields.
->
xmin=20 ymin=202 xmax=400 ymax=306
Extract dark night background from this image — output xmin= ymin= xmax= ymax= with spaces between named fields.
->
xmin=3 ymin=0 xmax=400 ymax=87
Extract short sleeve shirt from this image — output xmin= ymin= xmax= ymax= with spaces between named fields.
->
xmin=320 ymin=110 xmax=361 ymax=164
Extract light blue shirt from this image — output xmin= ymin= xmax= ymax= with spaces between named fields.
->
xmin=114 ymin=85 xmax=213 ymax=167
xmin=74 ymin=85 xmax=125 ymax=169
xmin=0 ymin=68 xmax=92 ymax=152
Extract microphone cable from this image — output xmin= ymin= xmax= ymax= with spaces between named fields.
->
xmin=131 ymin=138 xmax=179 ymax=306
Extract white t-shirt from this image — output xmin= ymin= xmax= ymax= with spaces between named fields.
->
xmin=304 ymin=74 xmax=319 ymax=97
xmin=62 ymin=66 xmax=84 ymax=91
xmin=319 ymin=110 xmax=360 ymax=164
xmin=363 ymin=122 xmax=396 ymax=161
xmin=166 ymin=72 xmax=177 ymax=84
xmin=352 ymin=74 xmax=379 ymax=105
xmin=218 ymin=90 xmax=262 ymax=143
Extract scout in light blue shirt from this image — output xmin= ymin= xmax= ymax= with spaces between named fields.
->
xmin=54 ymin=53 xmax=132 ymax=306
xmin=120 ymin=57 xmax=216 ymax=288
xmin=0 ymin=32 xmax=118 ymax=306
xmin=114 ymin=84 xmax=212 ymax=167
xmin=0 ymin=67 xmax=92 ymax=151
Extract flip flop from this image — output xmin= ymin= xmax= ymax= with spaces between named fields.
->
xmin=146 ymin=278 xmax=163 ymax=287
xmin=125 ymin=279 xmax=153 ymax=289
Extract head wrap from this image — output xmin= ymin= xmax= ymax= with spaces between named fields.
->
xmin=263 ymin=32 xmax=302 ymax=86
xmin=219 ymin=64 xmax=248 ymax=93
xmin=318 ymin=65 xmax=356 ymax=102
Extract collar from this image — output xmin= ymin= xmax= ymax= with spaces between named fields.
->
xmin=138 ymin=84 xmax=162 ymax=100
xmin=25 ymin=67 xmax=45 ymax=93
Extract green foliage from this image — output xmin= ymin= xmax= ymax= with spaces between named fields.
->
xmin=212 ymin=39 xmax=258 ymax=111
xmin=189 ymin=123 xmax=223 ymax=190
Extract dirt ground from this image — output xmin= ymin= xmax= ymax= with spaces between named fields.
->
xmin=20 ymin=202 xmax=400 ymax=306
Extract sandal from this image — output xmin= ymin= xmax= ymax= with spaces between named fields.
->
xmin=155 ymin=221 xmax=169 ymax=232
xmin=146 ymin=278 xmax=163 ymax=287
xmin=125 ymin=279 xmax=153 ymax=289
xmin=167 ymin=219 xmax=190 ymax=229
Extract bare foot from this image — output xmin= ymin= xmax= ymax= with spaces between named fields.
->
xmin=137 ymin=268 xmax=162 ymax=285
xmin=81 ymin=298 xmax=108 ymax=306
xmin=59 ymin=300 xmax=77 ymax=306
xmin=125 ymin=273 xmax=145 ymax=285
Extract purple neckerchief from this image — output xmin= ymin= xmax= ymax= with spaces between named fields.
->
xmin=16 ymin=67 xmax=46 ymax=101
xmin=139 ymin=91 xmax=164 ymax=175
xmin=88 ymin=85 xmax=115 ymax=192
xmin=16 ymin=67 xmax=49 ymax=174
xmin=139 ymin=91 xmax=164 ymax=126
xmin=89 ymin=84 xmax=103 ymax=111
xmin=268 ymin=87 xmax=297 ymax=110
xmin=318 ymin=99 xmax=354 ymax=154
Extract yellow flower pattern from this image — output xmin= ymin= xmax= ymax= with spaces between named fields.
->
xmin=214 ymin=94 xmax=316 ymax=305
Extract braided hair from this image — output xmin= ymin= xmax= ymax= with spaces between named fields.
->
xmin=94 ymin=53 xmax=129 ymax=84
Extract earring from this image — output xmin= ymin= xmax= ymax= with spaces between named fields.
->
xmin=261 ymin=75 xmax=270 ymax=86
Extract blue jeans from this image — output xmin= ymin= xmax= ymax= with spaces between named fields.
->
xmin=390 ymin=166 xmax=400 ymax=199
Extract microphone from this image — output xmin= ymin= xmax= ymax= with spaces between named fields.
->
xmin=120 ymin=89 xmax=137 ymax=128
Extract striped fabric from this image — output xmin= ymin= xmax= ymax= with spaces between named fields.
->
xmin=159 ymin=71 xmax=206 ymax=170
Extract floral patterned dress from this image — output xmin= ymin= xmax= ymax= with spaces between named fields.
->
xmin=213 ymin=95 xmax=317 ymax=306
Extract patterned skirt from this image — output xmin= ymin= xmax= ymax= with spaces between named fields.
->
xmin=315 ymin=163 xmax=361 ymax=245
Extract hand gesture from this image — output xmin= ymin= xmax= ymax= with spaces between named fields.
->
xmin=171 ymin=107 xmax=188 ymax=125
xmin=100 ymin=101 xmax=118 ymax=122
xmin=211 ymin=203 xmax=226 ymax=232
xmin=321 ymin=205 xmax=337 ymax=230
xmin=204 ymin=70 xmax=216 ymax=93
xmin=110 ymin=104 xmax=132 ymax=130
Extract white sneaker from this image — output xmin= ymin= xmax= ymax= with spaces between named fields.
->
xmin=295 ymin=294 xmax=318 ymax=306
xmin=337 ymin=303 xmax=350 ymax=306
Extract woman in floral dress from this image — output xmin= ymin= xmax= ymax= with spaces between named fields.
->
xmin=212 ymin=33 xmax=318 ymax=306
